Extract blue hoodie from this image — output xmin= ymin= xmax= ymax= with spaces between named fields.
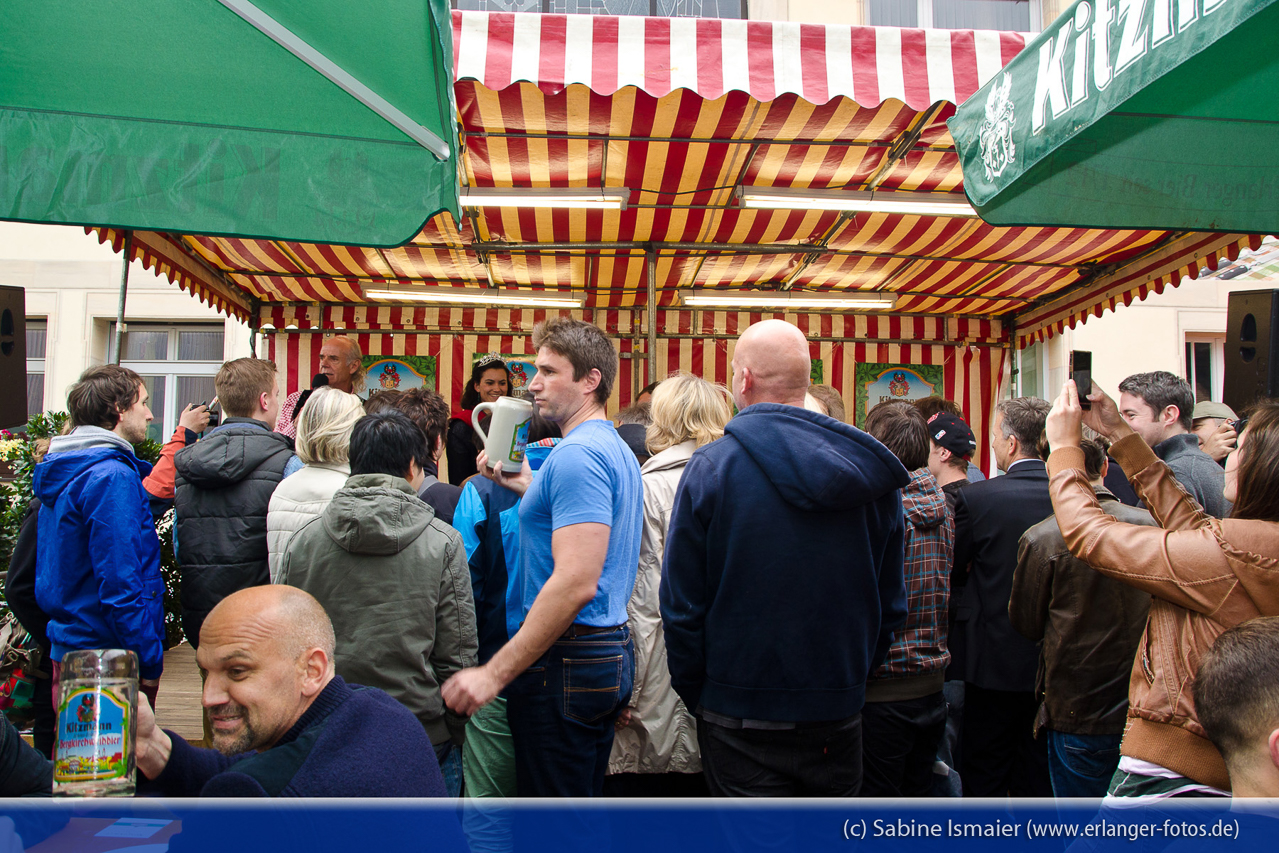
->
xmin=660 ymin=403 xmax=910 ymax=722
xmin=33 ymin=428 xmax=165 ymax=679
xmin=451 ymin=440 xmax=558 ymax=663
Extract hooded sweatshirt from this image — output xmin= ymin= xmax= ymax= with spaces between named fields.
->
xmin=660 ymin=403 xmax=910 ymax=722
xmin=279 ymin=474 xmax=478 ymax=746
xmin=33 ymin=426 xmax=165 ymax=679
xmin=174 ymin=418 xmax=294 ymax=646
xmin=451 ymin=439 xmax=558 ymax=663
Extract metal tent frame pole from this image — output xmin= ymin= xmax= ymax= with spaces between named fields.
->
xmin=113 ymin=231 xmax=132 ymax=365
xmin=646 ymin=247 xmax=657 ymax=385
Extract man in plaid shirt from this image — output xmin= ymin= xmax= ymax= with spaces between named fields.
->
xmin=861 ymin=402 xmax=954 ymax=796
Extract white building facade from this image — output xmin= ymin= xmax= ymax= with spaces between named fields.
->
xmin=3 ymin=223 xmax=250 ymax=440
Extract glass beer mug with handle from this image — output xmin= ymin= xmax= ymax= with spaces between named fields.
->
xmin=53 ymin=649 xmax=139 ymax=797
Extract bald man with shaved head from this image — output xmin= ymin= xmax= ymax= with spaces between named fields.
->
xmin=660 ymin=319 xmax=910 ymax=797
xmin=134 ymin=586 xmax=446 ymax=797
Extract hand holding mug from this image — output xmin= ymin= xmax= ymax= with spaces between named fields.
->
xmin=477 ymin=450 xmax=533 ymax=497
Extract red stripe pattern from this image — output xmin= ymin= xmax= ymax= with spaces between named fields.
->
xmin=452 ymin=11 xmax=1022 ymax=107
xmin=263 ymin=308 xmax=1005 ymax=475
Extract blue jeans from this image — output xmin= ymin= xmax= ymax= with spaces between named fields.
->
xmin=1047 ymin=729 xmax=1122 ymax=799
xmin=505 ymin=626 xmax=633 ymax=797
xmin=434 ymin=741 xmax=463 ymax=798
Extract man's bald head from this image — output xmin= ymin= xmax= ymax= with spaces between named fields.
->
xmin=731 ymin=320 xmax=811 ymax=409
xmin=205 ymin=585 xmax=336 ymax=673
xmin=197 ymin=586 xmax=337 ymax=755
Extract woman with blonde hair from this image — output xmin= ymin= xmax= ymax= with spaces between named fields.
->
xmin=267 ymin=387 xmax=364 ymax=581
xmin=606 ymin=372 xmax=733 ymax=796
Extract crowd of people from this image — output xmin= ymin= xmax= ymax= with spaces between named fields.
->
xmin=4 ymin=316 xmax=1279 ymax=804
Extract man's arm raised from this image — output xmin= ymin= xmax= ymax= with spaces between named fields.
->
xmin=442 ymin=522 xmax=609 ymax=715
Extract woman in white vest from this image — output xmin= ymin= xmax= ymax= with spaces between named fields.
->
xmin=606 ymin=372 xmax=733 ymax=796
xmin=267 ymin=387 xmax=364 ymax=582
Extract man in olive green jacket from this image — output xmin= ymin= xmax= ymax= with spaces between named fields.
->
xmin=279 ymin=411 xmax=478 ymax=796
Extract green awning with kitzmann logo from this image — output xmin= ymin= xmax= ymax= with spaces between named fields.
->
xmin=0 ymin=0 xmax=460 ymax=246
xmin=949 ymin=0 xmax=1279 ymax=233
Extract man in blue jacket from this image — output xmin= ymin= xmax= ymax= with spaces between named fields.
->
xmin=660 ymin=320 xmax=909 ymax=797
xmin=34 ymin=365 xmax=165 ymax=706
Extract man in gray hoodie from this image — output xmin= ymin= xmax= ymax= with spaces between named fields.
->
xmin=279 ymin=411 xmax=478 ymax=797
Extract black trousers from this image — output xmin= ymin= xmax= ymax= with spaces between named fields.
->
xmin=960 ymin=683 xmax=1051 ymax=797
xmin=30 ymin=670 xmax=55 ymax=758
xmin=860 ymin=691 xmax=947 ymax=797
xmin=697 ymin=715 xmax=862 ymax=797
xmin=602 ymin=772 xmax=710 ymax=797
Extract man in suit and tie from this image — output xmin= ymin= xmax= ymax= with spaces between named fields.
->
xmin=952 ymin=396 xmax=1054 ymax=797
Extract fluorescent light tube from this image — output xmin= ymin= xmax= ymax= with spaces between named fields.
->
xmin=363 ymin=286 xmax=584 ymax=308
xmin=461 ymin=187 xmax=631 ymax=210
xmin=739 ymin=188 xmax=976 ymax=217
xmin=680 ymin=289 xmax=896 ymax=310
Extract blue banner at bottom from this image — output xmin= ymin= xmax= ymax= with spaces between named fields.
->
xmin=0 ymin=800 xmax=1273 ymax=853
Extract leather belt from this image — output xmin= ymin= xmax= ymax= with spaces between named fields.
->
xmin=559 ymin=623 xmax=624 ymax=639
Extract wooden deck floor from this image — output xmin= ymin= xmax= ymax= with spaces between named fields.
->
xmin=155 ymin=642 xmax=205 ymax=746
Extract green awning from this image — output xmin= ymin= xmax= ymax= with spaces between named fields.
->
xmin=950 ymin=0 xmax=1279 ymax=233
xmin=0 ymin=0 xmax=459 ymax=246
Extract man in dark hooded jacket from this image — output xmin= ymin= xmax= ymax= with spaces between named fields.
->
xmin=660 ymin=320 xmax=909 ymax=797
xmin=175 ymin=358 xmax=294 ymax=647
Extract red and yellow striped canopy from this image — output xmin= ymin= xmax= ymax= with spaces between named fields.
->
xmin=94 ymin=10 xmax=1259 ymax=349
xmin=87 ymin=11 xmax=1264 ymax=472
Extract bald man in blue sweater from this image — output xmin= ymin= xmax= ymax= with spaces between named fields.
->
xmin=136 ymin=586 xmax=445 ymax=797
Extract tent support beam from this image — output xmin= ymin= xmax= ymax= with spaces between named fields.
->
xmin=456 ymin=241 xmax=1083 ymax=270
xmin=244 ymin=280 xmax=1032 ymax=306
xmin=463 ymin=129 xmax=952 ymax=152
xmin=113 ymin=231 xmax=132 ymax=365
xmin=262 ymin=299 xmax=1021 ymax=319
xmin=260 ymin=326 xmax=1006 ymax=347
xmin=646 ymin=247 xmax=657 ymax=385
xmin=215 ymin=0 xmax=450 ymax=159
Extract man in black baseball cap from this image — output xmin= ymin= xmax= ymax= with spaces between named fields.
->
xmin=926 ymin=412 xmax=978 ymax=511
xmin=922 ymin=409 xmax=979 ymax=796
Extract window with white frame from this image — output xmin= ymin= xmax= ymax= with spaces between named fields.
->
xmin=26 ymin=319 xmax=46 ymax=419
xmin=1185 ymin=333 xmax=1225 ymax=403
xmin=867 ymin=0 xmax=1040 ymax=31
xmin=109 ymin=324 xmax=225 ymax=443
xmin=1017 ymin=341 xmax=1044 ymax=399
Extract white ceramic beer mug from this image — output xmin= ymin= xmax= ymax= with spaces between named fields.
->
xmin=473 ymin=396 xmax=534 ymax=470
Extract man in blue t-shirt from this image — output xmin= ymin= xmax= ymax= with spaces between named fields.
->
xmin=443 ymin=317 xmax=643 ymax=797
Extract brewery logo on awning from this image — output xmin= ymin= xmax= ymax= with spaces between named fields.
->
xmin=979 ymin=74 xmax=1017 ymax=181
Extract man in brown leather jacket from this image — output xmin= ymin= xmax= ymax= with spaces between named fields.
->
xmin=1009 ymin=438 xmax=1156 ymax=798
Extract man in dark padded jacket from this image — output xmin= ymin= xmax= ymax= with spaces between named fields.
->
xmin=136 ymin=585 xmax=445 ymax=797
xmin=175 ymin=358 xmax=294 ymax=647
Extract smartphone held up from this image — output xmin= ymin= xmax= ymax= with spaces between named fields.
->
xmin=1069 ymin=350 xmax=1092 ymax=410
